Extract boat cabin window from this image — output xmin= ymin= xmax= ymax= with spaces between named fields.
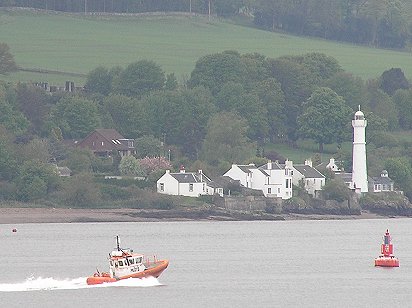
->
xmin=129 ymin=258 xmax=135 ymax=265
xmin=136 ymin=257 xmax=142 ymax=263
xmin=118 ymin=260 xmax=124 ymax=267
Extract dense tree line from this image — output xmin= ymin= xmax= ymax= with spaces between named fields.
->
xmin=1 ymin=50 xmax=412 ymax=204
xmin=1 ymin=0 xmax=412 ymax=49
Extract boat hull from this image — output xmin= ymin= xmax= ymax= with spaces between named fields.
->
xmin=374 ymin=257 xmax=399 ymax=267
xmin=86 ymin=260 xmax=169 ymax=285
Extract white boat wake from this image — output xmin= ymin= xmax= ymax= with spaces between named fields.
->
xmin=0 ymin=275 xmax=162 ymax=292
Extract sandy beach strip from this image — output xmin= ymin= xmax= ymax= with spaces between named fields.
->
xmin=0 ymin=208 xmax=161 ymax=224
xmin=0 ymin=207 xmax=390 ymax=224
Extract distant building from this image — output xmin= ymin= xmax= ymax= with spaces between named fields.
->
xmin=223 ymin=160 xmax=292 ymax=199
xmin=77 ymin=129 xmax=135 ymax=158
xmin=370 ymin=170 xmax=395 ymax=193
xmin=285 ymin=159 xmax=325 ymax=198
xmin=157 ymin=167 xmax=223 ymax=197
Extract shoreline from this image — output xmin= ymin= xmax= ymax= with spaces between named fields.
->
xmin=0 ymin=207 xmax=393 ymax=224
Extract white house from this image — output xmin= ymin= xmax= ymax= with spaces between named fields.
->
xmin=157 ymin=168 xmax=223 ymax=197
xmin=258 ymin=160 xmax=293 ymax=199
xmin=370 ymin=170 xmax=395 ymax=193
xmin=286 ymin=159 xmax=325 ymax=198
xmin=223 ymin=161 xmax=292 ymax=199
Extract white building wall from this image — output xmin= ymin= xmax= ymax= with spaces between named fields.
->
xmin=261 ymin=167 xmax=292 ymax=199
xmin=249 ymin=169 xmax=267 ymax=191
xmin=224 ymin=165 xmax=249 ymax=187
xmin=177 ymin=182 xmax=205 ymax=197
xmin=157 ymin=172 xmax=179 ymax=195
xmin=304 ymin=178 xmax=325 ymax=196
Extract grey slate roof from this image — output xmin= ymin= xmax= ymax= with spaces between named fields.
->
xmin=170 ymin=172 xmax=211 ymax=183
xmin=236 ymin=164 xmax=270 ymax=177
xmin=237 ymin=165 xmax=256 ymax=173
xmin=259 ymin=162 xmax=282 ymax=170
xmin=371 ymin=176 xmax=394 ymax=185
xmin=294 ymin=165 xmax=325 ymax=178
xmin=335 ymin=172 xmax=352 ymax=183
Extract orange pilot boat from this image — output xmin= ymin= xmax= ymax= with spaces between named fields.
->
xmin=374 ymin=229 xmax=399 ymax=267
xmin=86 ymin=236 xmax=169 ymax=285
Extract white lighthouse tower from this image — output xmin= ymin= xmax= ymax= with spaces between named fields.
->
xmin=351 ymin=106 xmax=368 ymax=193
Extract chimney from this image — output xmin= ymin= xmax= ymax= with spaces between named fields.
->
xmin=198 ymin=170 xmax=203 ymax=182
xmin=305 ymin=159 xmax=312 ymax=167
xmin=166 ymin=170 xmax=170 ymax=174
xmin=285 ymin=159 xmax=293 ymax=169
xmin=180 ymin=165 xmax=185 ymax=173
xmin=267 ymin=160 xmax=272 ymax=170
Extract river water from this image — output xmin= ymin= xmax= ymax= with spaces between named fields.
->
xmin=0 ymin=219 xmax=411 ymax=307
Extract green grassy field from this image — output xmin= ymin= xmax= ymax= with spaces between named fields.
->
xmin=1 ymin=9 xmax=412 ymax=85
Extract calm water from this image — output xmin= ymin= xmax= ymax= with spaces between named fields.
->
xmin=0 ymin=219 xmax=411 ymax=307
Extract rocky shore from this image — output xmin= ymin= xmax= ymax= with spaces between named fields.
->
xmin=0 ymin=207 xmax=392 ymax=224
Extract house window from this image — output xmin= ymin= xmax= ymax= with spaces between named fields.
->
xmin=268 ymin=188 xmax=271 ymax=194
xmin=278 ymin=188 xmax=280 ymax=194
xmin=189 ymin=184 xmax=193 ymax=192
xmin=374 ymin=184 xmax=378 ymax=191
xmin=285 ymin=179 xmax=288 ymax=188
xmin=203 ymin=183 xmax=206 ymax=192
xmin=159 ymin=183 xmax=164 ymax=192
xmin=101 ymin=141 xmax=104 ymax=146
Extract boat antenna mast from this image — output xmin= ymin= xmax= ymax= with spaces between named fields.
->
xmin=116 ymin=235 xmax=121 ymax=251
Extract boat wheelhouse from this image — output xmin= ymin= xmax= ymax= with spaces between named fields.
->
xmin=86 ymin=236 xmax=169 ymax=285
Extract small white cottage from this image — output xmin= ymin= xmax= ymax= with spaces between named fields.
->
xmin=157 ymin=167 xmax=222 ymax=197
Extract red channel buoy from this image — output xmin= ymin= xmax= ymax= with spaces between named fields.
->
xmin=374 ymin=229 xmax=399 ymax=267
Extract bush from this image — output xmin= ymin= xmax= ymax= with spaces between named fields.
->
xmin=100 ymin=185 xmax=132 ymax=200
xmin=322 ymin=178 xmax=350 ymax=202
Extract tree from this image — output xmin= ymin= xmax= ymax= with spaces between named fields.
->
xmin=0 ymin=97 xmax=29 ymax=135
xmin=16 ymin=83 xmax=51 ymax=135
xmin=16 ymin=160 xmax=59 ymax=201
xmin=322 ymin=178 xmax=351 ymax=202
xmin=379 ymin=68 xmax=410 ymax=96
xmin=324 ymin=72 xmax=367 ymax=110
xmin=65 ymin=147 xmax=94 ymax=174
xmin=393 ymin=88 xmax=412 ymax=129
xmin=142 ymin=87 xmax=215 ymax=159
xmin=189 ymin=50 xmax=247 ymax=95
xmin=139 ymin=156 xmax=172 ymax=176
xmin=49 ymin=96 xmax=100 ymax=138
xmin=267 ymin=57 xmax=316 ymax=140
xmin=0 ymin=42 xmax=17 ymax=75
xmin=251 ymin=78 xmax=286 ymax=141
xmin=298 ymin=87 xmax=353 ymax=152
xmin=384 ymin=157 xmax=412 ymax=197
xmin=201 ymin=112 xmax=255 ymax=164
xmin=299 ymin=53 xmax=342 ymax=81
xmin=103 ymin=94 xmax=144 ymax=137
xmin=135 ymin=135 xmax=163 ymax=158
xmin=119 ymin=155 xmax=144 ymax=176
xmin=0 ymin=126 xmax=18 ymax=180
xmin=19 ymin=138 xmax=51 ymax=163
xmin=114 ymin=60 xmax=165 ymax=97
xmin=366 ymin=85 xmax=399 ymax=130
xmin=63 ymin=173 xmax=101 ymax=207
xmin=85 ymin=66 xmax=113 ymax=96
